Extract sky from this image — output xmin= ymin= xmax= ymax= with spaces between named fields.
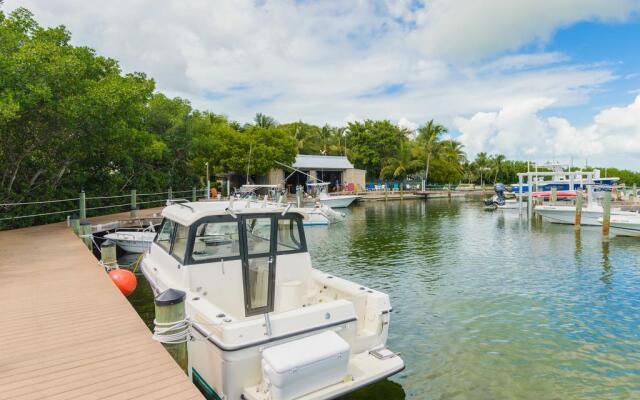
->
xmin=4 ymin=0 xmax=640 ymax=168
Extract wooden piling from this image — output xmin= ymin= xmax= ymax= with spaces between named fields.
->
xmin=168 ymin=187 xmax=173 ymax=201
xmin=154 ymin=289 xmax=188 ymax=374
xmin=79 ymin=190 xmax=86 ymax=220
xmin=550 ymin=187 xmax=557 ymax=205
xmin=574 ymin=189 xmax=583 ymax=229
xmin=130 ymin=189 xmax=137 ymax=218
xmin=633 ymin=183 xmax=637 ymax=202
xmin=79 ymin=220 xmax=93 ymax=250
xmin=602 ymin=191 xmax=611 ymax=242
xmin=100 ymin=241 xmax=117 ymax=268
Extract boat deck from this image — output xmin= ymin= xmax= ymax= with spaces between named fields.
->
xmin=0 ymin=208 xmax=204 ymax=399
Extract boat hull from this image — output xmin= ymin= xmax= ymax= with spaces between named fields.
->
xmin=535 ymin=207 xmax=602 ymax=226
xmin=104 ymin=232 xmax=156 ymax=253
xmin=320 ymin=195 xmax=358 ymax=208
xmin=610 ymin=218 xmax=640 ymax=237
xmin=536 ymin=206 xmax=640 ymax=227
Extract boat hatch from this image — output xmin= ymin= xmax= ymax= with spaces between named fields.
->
xmin=154 ymin=213 xmax=307 ymax=317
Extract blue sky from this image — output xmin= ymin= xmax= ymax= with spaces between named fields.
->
xmin=4 ymin=0 xmax=640 ymax=168
xmin=539 ymin=20 xmax=640 ymax=125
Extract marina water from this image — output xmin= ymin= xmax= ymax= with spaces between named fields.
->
xmin=128 ymin=198 xmax=640 ymax=399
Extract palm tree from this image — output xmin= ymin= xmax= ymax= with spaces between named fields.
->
xmin=417 ymin=120 xmax=447 ymax=189
xmin=473 ymin=152 xmax=491 ymax=188
xmin=254 ymin=113 xmax=277 ymax=128
xmin=491 ymin=154 xmax=506 ymax=184
xmin=380 ymin=141 xmax=422 ymax=181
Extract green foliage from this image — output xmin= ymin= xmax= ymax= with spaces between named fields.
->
xmin=0 ymin=9 xmax=297 ymax=228
xmin=345 ymin=120 xmax=406 ymax=178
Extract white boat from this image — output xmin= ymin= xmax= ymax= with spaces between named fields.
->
xmin=103 ymin=230 xmax=157 ymax=253
xmin=308 ymin=182 xmax=358 ymax=208
xmin=235 ymin=184 xmax=342 ymax=226
xmin=141 ymin=201 xmax=403 ymax=400
xmin=598 ymin=215 xmax=640 ymax=237
xmin=535 ymin=204 xmax=639 ymax=226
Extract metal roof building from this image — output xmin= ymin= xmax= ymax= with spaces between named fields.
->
xmin=292 ymin=155 xmax=354 ymax=170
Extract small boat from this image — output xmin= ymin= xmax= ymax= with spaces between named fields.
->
xmin=141 ymin=201 xmax=403 ymax=399
xmin=536 ymin=204 xmax=639 ymax=226
xmin=598 ymin=215 xmax=640 ymax=237
xmin=103 ymin=230 xmax=157 ymax=253
xmin=307 ymin=182 xmax=358 ymax=208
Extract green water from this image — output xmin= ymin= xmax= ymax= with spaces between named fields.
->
xmin=129 ymin=198 xmax=640 ymax=399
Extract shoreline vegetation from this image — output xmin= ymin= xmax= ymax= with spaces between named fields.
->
xmin=2 ymin=7 xmax=640 ymax=228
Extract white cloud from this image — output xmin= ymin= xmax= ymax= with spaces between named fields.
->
xmin=397 ymin=117 xmax=418 ymax=133
xmin=411 ymin=0 xmax=640 ymax=61
xmin=455 ymin=95 xmax=640 ymax=168
xmin=3 ymin=0 xmax=640 ymax=167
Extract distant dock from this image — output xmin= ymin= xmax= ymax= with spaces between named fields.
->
xmin=0 ymin=208 xmax=203 ymax=399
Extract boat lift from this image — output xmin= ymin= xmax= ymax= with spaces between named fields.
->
xmin=516 ymin=168 xmax=598 ymax=218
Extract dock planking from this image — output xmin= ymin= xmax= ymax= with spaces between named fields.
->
xmin=0 ymin=208 xmax=203 ymax=399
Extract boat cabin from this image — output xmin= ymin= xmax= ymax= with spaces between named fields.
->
xmin=150 ymin=201 xmax=311 ymax=318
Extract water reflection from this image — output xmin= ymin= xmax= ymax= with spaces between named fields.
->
xmin=601 ymin=241 xmax=611 ymax=285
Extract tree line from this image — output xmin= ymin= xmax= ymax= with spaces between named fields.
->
xmin=2 ymin=8 xmax=640 ymax=227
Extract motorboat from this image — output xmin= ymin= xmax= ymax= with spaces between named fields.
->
xmin=235 ymin=184 xmax=343 ymax=226
xmin=307 ymin=182 xmax=358 ymax=208
xmin=140 ymin=201 xmax=403 ymax=399
xmin=535 ymin=204 xmax=639 ymax=226
xmin=598 ymin=214 xmax=640 ymax=237
xmin=104 ymin=227 xmax=157 ymax=253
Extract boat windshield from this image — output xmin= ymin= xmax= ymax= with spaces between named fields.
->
xmin=192 ymin=221 xmax=241 ymax=262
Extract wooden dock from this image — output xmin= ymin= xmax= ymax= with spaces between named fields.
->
xmin=0 ymin=209 xmax=204 ymax=399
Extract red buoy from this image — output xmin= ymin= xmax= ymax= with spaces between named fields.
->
xmin=108 ymin=269 xmax=137 ymax=296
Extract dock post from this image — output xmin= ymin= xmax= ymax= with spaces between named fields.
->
xmin=130 ymin=189 xmax=137 ymax=218
xmin=550 ymin=187 xmax=557 ymax=205
xmin=518 ymin=174 xmax=523 ymax=215
xmin=527 ymin=177 xmax=533 ymax=219
xmin=192 ymin=186 xmax=197 ymax=202
xmin=79 ymin=190 xmax=86 ymax=220
xmin=575 ymin=189 xmax=583 ymax=229
xmin=70 ymin=213 xmax=80 ymax=235
xmin=168 ymin=187 xmax=173 ymax=201
xmin=79 ymin=220 xmax=93 ymax=251
xmin=602 ymin=191 xmax=611 ymax=242
xmin=100 ymin=241 xmax=117 ymax=269
xmin=633 ymin=183 xmax=637 ymax=202
xmin=154 ymin=289 xmax=188 ymax=374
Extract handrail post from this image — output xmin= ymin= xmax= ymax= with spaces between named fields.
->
xmin=168 ymin=187 xmax=173 ymax=201
xmin=192 ymin=186 xmax=197 ymax=202
xmin=79 ymin=190 xmax=86 ymax=220
xmin=130 ymin=189 xmax=138 ymax=218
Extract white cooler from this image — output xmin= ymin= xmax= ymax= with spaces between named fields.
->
xmin=261 ymin=331 xmax=350 ymax=400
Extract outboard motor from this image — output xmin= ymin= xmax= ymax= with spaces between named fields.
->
xmin=484 ymin=183 xmax=506 ymax=208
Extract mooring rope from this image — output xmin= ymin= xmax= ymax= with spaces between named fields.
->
xmin=152 ymin=318 xmax=191 ymax=344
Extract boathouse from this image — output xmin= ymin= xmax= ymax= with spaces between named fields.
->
xmin=262 ymin=154 xmax=366 ymax=192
